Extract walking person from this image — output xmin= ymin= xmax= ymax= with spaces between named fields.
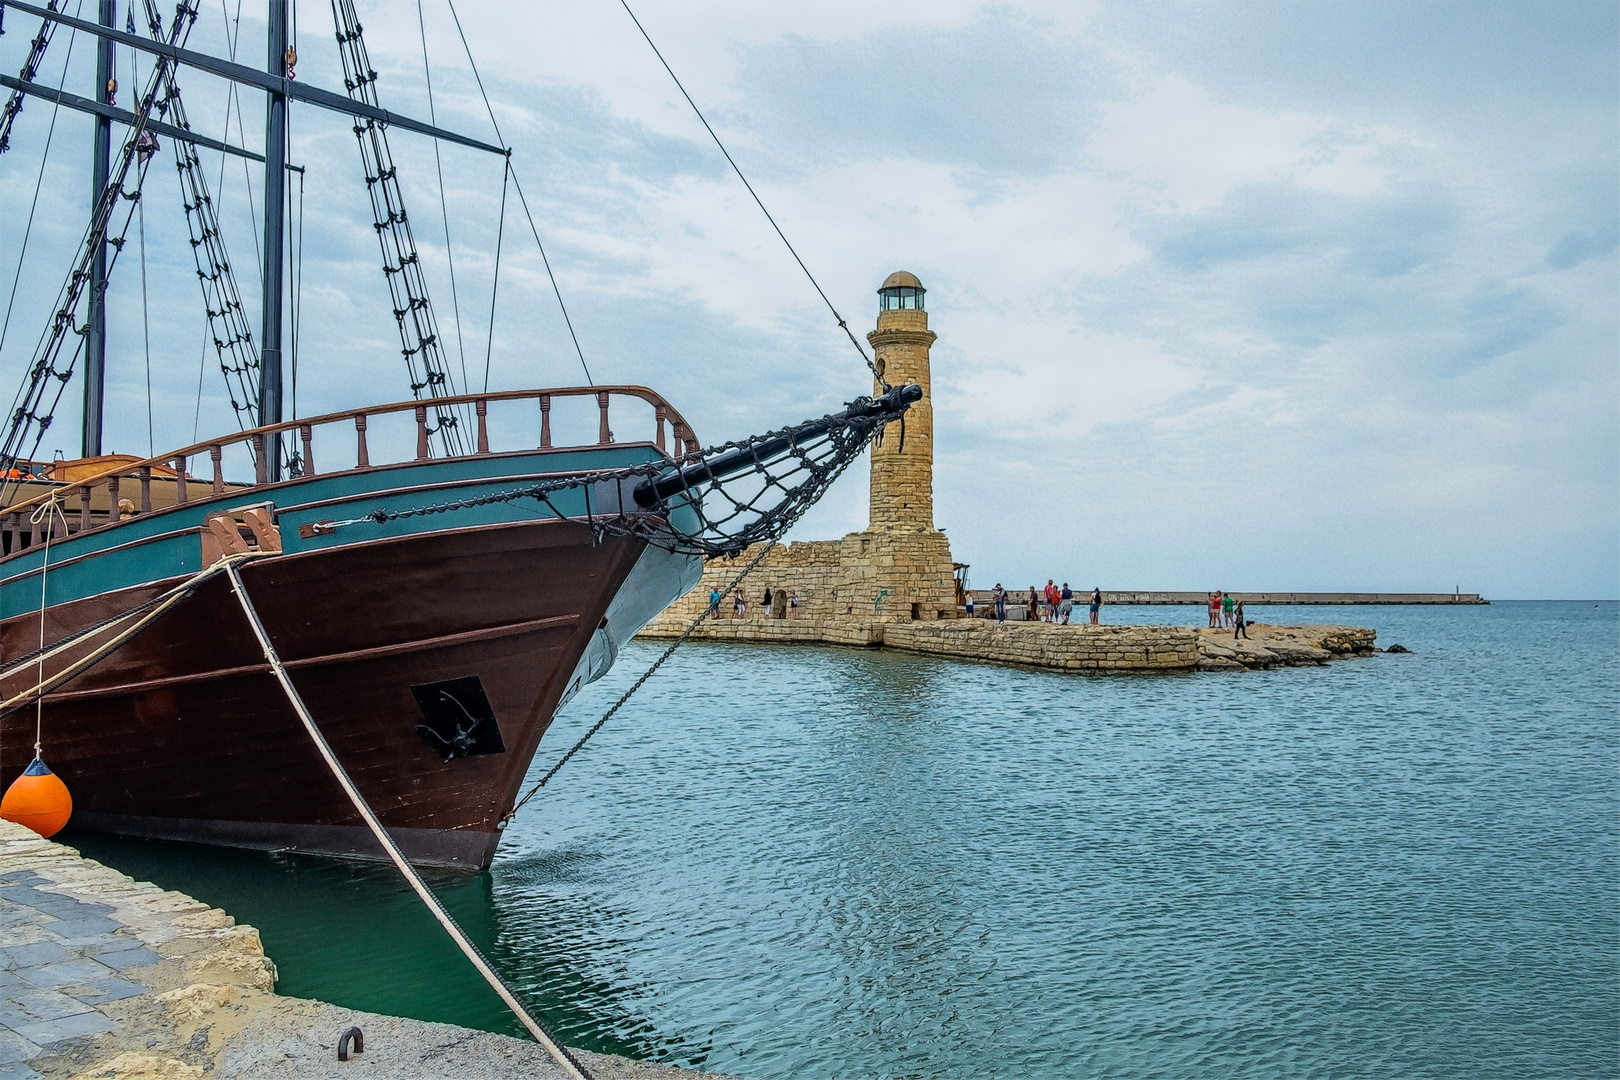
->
xmin=993 ymin=584 xmax=1007 ymax=622
xmin=1089 ymin=586 xmax=1102 ymax=625
xmin=1028 ymin=586 xmax=1041 ymax=623
xmin=788 ymin=590 xmax=799 ymax=618
xmin=1233 ymin=600 xmax=1248 ymax=639
xmin=708 ymin=588 xmax=721 ymax=617
xmin=762 ymin=587 xmax=773 ymax=619
xmin=734 ymin=589 xmax=745 ymax=618
xmin=1059 ymin=583 xmax=1073 ymax=624
xmin=1222 ymin=591 xmax=1235 ymax=628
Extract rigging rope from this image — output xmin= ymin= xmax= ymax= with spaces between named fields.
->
xmin=330 ymin=0 xmax=472 ymax=456
xmin=224 ymin=561 xmax=593 ymax=1080
xmin=0 ymin=0 xmax=199 ymax=490
xmin=416 ymin=0 xmax=471 ymax=401
xmin=0 ymin=554 xmax=236 ymax=722
xmin=483 ymin=159 xmax=507 ymax=393
xmin=502 ymin=536 xmax=779 ymax=825
xmin=444 ymin=0 xmax=593 ymax=387
xmin=617 ymin=0 xmax=881 ymax=385
xmin=0 ymin=0 xmax=83 ymax=454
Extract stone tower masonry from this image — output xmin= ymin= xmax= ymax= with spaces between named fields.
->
xmin=867 ymin=271 xmax=938 ymax=531
xmin=638 ymin=269 xmax=962 ymax=644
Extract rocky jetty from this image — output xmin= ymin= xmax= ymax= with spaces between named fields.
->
xmin=1193 ymin=624 xmax=1378 ymax=671
xmin=870 ymin=621 xmax=1376 ymax=673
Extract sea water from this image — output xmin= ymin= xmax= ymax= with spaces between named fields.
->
xmin=71 ymin=601 xmax=1619 ymax=1078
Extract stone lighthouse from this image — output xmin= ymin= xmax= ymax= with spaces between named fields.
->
xmin=639 ymin=268 xmax=961 ymax=643
xmin=826 ymin=270 xmax=959 ymax=629
xmin=867 ymin=271 xmax=937 ymax=531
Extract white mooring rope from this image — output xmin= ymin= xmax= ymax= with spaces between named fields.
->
xmin=223 ymin=561 xmax=591 ymax=1080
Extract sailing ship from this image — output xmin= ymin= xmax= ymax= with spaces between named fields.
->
xmin=0 ymin=0 xmax=914 ymax=869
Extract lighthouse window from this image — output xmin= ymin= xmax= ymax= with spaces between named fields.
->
xmin=879 ymin=287 xmax=925 ymax=311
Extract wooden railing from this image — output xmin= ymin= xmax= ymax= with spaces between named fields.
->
xmin=0 ymin=386 xmax=698 ymax=545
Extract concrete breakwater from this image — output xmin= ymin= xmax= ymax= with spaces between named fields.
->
xmin=0 ymin=819 xmax=717 ymax=1080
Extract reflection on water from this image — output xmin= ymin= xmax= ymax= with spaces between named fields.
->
xmin=70 ymin=602 xmax=1619 ymax=1078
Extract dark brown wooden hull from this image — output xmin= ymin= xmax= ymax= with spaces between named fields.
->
xmin=0 ymin=518 xmax=646 ymax=870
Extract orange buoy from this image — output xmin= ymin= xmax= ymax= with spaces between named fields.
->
xmin=1 ymin=757 xmax=72 ymax=838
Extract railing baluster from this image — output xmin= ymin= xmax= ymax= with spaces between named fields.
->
xmin=655 ymin=405 xmax=667 ymax=453
xmin=253 ymin=434 xmax=268 ymax=485
xmin=685 ymin=433 xmax=700 ymax=455
xmin=671 ymin=420 xmax=684 ymax=457
xmin=300 ymin=424 xmax=315 ymax=476
xmin=107 ymin=476 xmax=122 ymax=523
xmin=476 ymin=400 xmax=490 ymax=454
xmin=138 ymin=466 xmax=151 ymax=514
xmin=597 ymin=392 xmax=611 ymax=445
xmin=539 ymin=395 xmax=552 ymax=449
xmin=210 ymin=445 xmax=224 ymax=494
xmin=355 ymin=414 xmax=370 ymax=468
xmin=78 ymin=486 xmax=91 ymax=532
xmin=415 ymin=406 xmax=430 ymax=461
xmin=174 ymin=456 xmax=188 ymax=504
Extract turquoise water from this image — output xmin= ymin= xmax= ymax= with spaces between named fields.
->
xmin=70 ymin=601 xmax=1619 ymax=1078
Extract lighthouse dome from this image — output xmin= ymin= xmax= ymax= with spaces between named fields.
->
xmin=878 ymin=271 xmax=925 ymax=312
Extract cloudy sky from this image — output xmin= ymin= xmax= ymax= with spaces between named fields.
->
xmin=0 ymin=0 xmax=1614 ymax=598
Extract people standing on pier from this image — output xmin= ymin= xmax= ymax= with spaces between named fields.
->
xmin=1028 ymin=586 xmax=1041 ymax=622
xmin=762 ymin=587 xmax=773 ymax=618
xmin=1208 ymin=592 xmax=1220 ymax=627
xmin=1233 ymin=600 xmax=1248 ymax=639
xmin=993 ymin=584 xmax=1007 ymax=622
xmin=965 ymin=590 xmax=975 ymax=617
xmin=1089 ymin=586 xmax=1102 ymax=625
xmin=1044 ymin=580 xmax=1060 ymax=622
xmin=1059 ymin=584 xmax=1073 ymax=624
xmin=734 ymin=589 xmax=746 ymax=618
xmin=709 ymin=588 xmax=721 ymax=617
xmin=788 ymin=590 xmax=799 ymax=618
xmin=1222 ymin=592 xmax=1235 ymax=627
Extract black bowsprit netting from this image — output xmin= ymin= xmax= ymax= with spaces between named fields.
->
xmin=337 ymin=382 xmax=922 ymax=558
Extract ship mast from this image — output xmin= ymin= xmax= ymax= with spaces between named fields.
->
xmin=0 ymin=0 xmax=507 ymax=482
xmin=82 ymin=0 xmax=114 ymax=458
xmin=259 ymin=0 xmax=287 ymax=479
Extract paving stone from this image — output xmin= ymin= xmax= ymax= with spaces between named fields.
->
xmin=0 ymin=1028 xmax=41 ymax=1066
xmin=78 ymin=977 xmax=145 ymax=1003
xmin=86 ymin=946 xmax=161 ymax=972
xmin=0 ymin=944 xmax=71 ymax=971
xmin=0 ymin=1060 xmax=42 ymax=1080
xmin=14 ymin=958 xmax=115 ymax=992
xmin=12 ymin=1008 xmax=117 ymax=1047
xmin=0 ymin=988 xmax=97 ymax=1025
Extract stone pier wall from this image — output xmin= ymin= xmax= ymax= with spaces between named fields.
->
xmin=882 ymin=622 xmax=1199 ymax=671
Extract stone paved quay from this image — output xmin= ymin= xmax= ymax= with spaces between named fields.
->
xmin=0 ymin=820 xmax=720 ymax=1080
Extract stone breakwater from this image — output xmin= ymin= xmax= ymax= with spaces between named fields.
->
xmin=0 ymin=819 xmax=721 ymax=1080
xmin=640 ymin=617 xmax=1377 ymax=674
xmin=881 ymin=622 xmax=1199 ymax=671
